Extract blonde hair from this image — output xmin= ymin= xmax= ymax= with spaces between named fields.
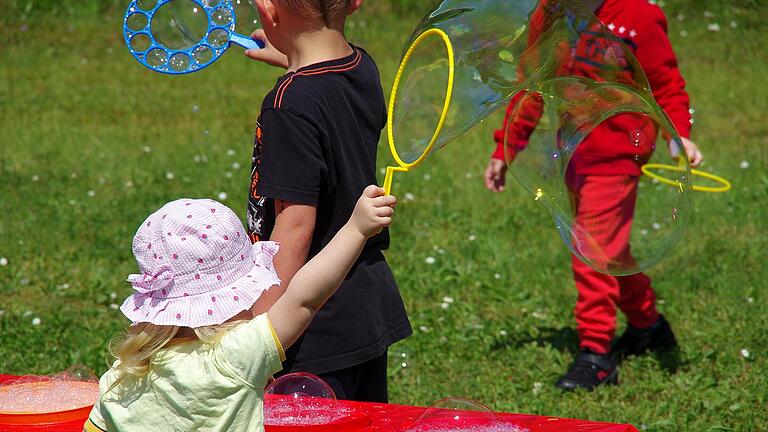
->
xmin=106 ymin=321 xmax=245 ymax=394
xmin=277 ymin=0 xmax=352 ymax=26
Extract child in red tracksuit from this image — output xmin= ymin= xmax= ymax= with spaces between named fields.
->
xmin=484 ymin=0 xmax=703 ymax=390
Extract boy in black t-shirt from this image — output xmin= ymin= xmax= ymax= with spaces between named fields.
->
xmin=243 ymin=0 xmax=412 ymax=402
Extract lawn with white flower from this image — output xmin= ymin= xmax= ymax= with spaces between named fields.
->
xmin=1 ymin=1 xmax=766 ymax=431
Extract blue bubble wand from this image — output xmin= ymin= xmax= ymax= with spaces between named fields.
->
xmin=123 ymin=0 xmax=264 ymax=75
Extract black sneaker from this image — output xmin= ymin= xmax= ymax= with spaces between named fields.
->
xmin=613 ymin=314 xmax=677 ymax=357
xmin=555 ymin=349 xmax=618 ymax=391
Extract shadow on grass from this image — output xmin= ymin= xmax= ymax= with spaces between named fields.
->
xmin=490 ymin=327 xmax=579 ymax=354
xmin=618 ymin=346 xmax=684 ymax=375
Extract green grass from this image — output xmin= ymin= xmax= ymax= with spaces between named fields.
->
xmin=1 ymin=3 xmax=767 ymax=431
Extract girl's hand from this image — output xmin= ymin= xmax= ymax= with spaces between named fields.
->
xmin=244 ymin=29 xmax=289 ymax=69
xmin=668 ymin=137 xmax=703 ymax=168
xmin=351 ymin=186 xmax=396 ymax=238
xmin=484 ymin=158 xmax=508 ymax=192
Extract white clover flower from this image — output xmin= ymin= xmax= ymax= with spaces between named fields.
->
xmin=0 ymin=310 xmax=4 ymax=317
xmin=193 ymin=155 xmax=202 ymax=163
xmin=423 ymin=174 xmax=431 ymax=181
xmin=640 ymin=229 xmax=649 ymax=236
xmin=740 ymin=349 xmax=750 ymax=358
xmin=494 ymin=273 xmax=501 ymax=280
xmin=676 ymin=13 xmax=685 ymax=21
xmin=109 ymin=304 xmax=119 ymax=310
xmin=87 ymin=190 xmax=96 ymax=197
xmin=464 ymin=171 xmax=472 ymax=178
xmin=532 ymin=311 xmax=546 ymax=319
xmin=71 ymin=172 xmax=78 ymax=179
xmin=441 ymin=302 xmax=450 ymax=310
xmin=468 ymin=234 xmax=476 ymax=241
xmin=379 ymin=168 xmax=386 ymax=175
xmin=23 ymin=310 xmax=33 ymax=317
xmin=419 ymin=325 xmax=429 ymax=332
xmin=192 ymin=105 xmax=200 ymax=113
xmin=142 ymin=146 xmax=152 ymax=153
xmin=125 ymin=180 xmax=134 ymax=188
xmin=730 ymin=21 xmax=738 ymax=28
xmin=703 ymin=10 xmax=714 ymax=18
xmin=32 ymin=175 xmax=39 ymax=182
xmin=499 ymin=330 xmax=508 ymax=336
xmin=425 ymin=256 xmax=436 ymax=265
xmin=110 ymin=292 xmax=118 ymax=300
xmin=165 ymin=172 xmax=175 ymax=180
xmin=404 ymin=193 xmax=415 ymax=202
xmin=69 ymin=200 xmax=77 ymax=206
xmin=532 ymin=382 xmax=543 ymax=395
xmin=652 ymin=222 xmax=662 ymax=230
xmin=437 ymin=248 xmax=445 ymax=255
xmin=680 ymin=30 xmax=688 ymax=37
xmin=747 ymin=297 xmax=754 ymax=304
xmin=32 ymin=317 xmax=41 ymax=326
xmin=218 ymin=192 xmax=228 ymax=200
xmin=232 ymin=162 xmax=241 ymax=170
xmin=227 ymin=149 xmax=236 ymax=156
xmin=225 ymin=172 xmax=233 ymax=178
xmin=740 ymin=160 xmax=749 ymax=169
xmin=57 ymin=283 xmax=70 ymax=290
xmin=442 ymin=296 xmax=454 ymax=304
xmin=707 ymin=23 xmax=720 ymax=32
xmin=0 ymin=257 xmax=7 ymax=266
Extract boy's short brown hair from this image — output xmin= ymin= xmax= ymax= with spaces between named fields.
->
xmin=277 ymin=0 xmax=352 ymax=25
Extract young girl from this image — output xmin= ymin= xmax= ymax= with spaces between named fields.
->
xmin=84 ymin=186 xmax=396 ymax=431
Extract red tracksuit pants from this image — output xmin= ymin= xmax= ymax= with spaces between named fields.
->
xmin=567 ymin=173 xmax=660 ymax=354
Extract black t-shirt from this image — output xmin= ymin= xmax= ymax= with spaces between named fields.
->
xmin=247 ymin=46 xmax=412 ymax=374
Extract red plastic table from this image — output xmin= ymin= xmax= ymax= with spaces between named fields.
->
xmin=0 ymin=374 xmax=639 ymax=432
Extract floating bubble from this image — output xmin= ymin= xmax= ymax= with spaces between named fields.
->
xmin=146 ymin=48 xmax=169 ymax=67
xmin=170 ymin=52 xmax=190 ymax=71
xmin=126 ymin=13 xmax=148 ymax=32
xmin=150 ymin=0 xmax=209 ymax=51
xmin=136 ymin=0 xmax=157 ymax=11
xmin=407 ymin=397 xmax=527 ymax=432
xmin=192 ymin=45 xmax=214 ymax=64
xmin=207 ymin=28 xmax=229 ymax=47
xmin=211 ymin=8 xmax=233 ymax=25
xmin=130 ymin=33 xmax=152 ymax=52
xmin=263 ymin=373 xmax=371 ymax=429
xmin=265 ymin=372 xmax=336 ymax=400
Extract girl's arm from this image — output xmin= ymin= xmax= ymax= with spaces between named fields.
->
xmin=265 ymin=186 xmax=396 ymax=349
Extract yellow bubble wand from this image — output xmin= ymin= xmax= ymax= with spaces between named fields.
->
xmin=642 ymin=160 xmax=731 ymax=193
xmin=383 ymin=28 xmax=456 ymax=195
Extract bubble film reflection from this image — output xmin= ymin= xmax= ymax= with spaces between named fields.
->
xmin=150 ymin=0 xmax=209 ymax=51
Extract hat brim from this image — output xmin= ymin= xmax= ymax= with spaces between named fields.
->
xmin=121 ymin=241 xmax=281 ymax=327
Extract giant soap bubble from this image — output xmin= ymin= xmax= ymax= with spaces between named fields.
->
xmin=499 ymin=1 xmax=691 ymax=275
xmin=384 ymin=0 xmax=691 ymax=274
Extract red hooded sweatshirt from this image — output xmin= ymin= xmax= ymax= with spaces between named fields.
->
xmin=492 ymin=0 xmax=692 ymax=176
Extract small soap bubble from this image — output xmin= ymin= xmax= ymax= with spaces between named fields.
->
xmin=212 ymin=8 xmax=233 ymax=25
xmin=126 ymin=13 xmax=148 ymax=32
xmin=136 ymin=0 xmax=157 ymax=11
xmin=130 ymin=33 xmax=152 ymax=52
xmin=208 ymin=29 xmax=229 ymax=47
xmin=170 ymin=53 xmax=190 ymax=72
xmin=192 ymin=45 xmax=214 ymax=64
xmin=146 ymin=48 xmax=168 ymax=67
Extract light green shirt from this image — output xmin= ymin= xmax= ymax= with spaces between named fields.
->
xmin=87 ymin=314 xmax=284 ymax=432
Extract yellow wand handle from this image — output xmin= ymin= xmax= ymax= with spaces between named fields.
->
xmin=383 ymin=166 xmax=408 ymax=196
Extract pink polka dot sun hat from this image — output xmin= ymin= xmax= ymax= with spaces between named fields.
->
xmin=121 ymin=198 xmax=280 ymax=328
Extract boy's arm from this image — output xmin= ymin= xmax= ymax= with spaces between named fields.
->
xmin=634 ymin=7 xmax=691 ymax=140
xmin=250 ymin=201 xmax=315 ymax=314
xmin=245 ymin=29 xmax=289 ymax=69
xmin=268 ymin=187 xmax=395 ymax=349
